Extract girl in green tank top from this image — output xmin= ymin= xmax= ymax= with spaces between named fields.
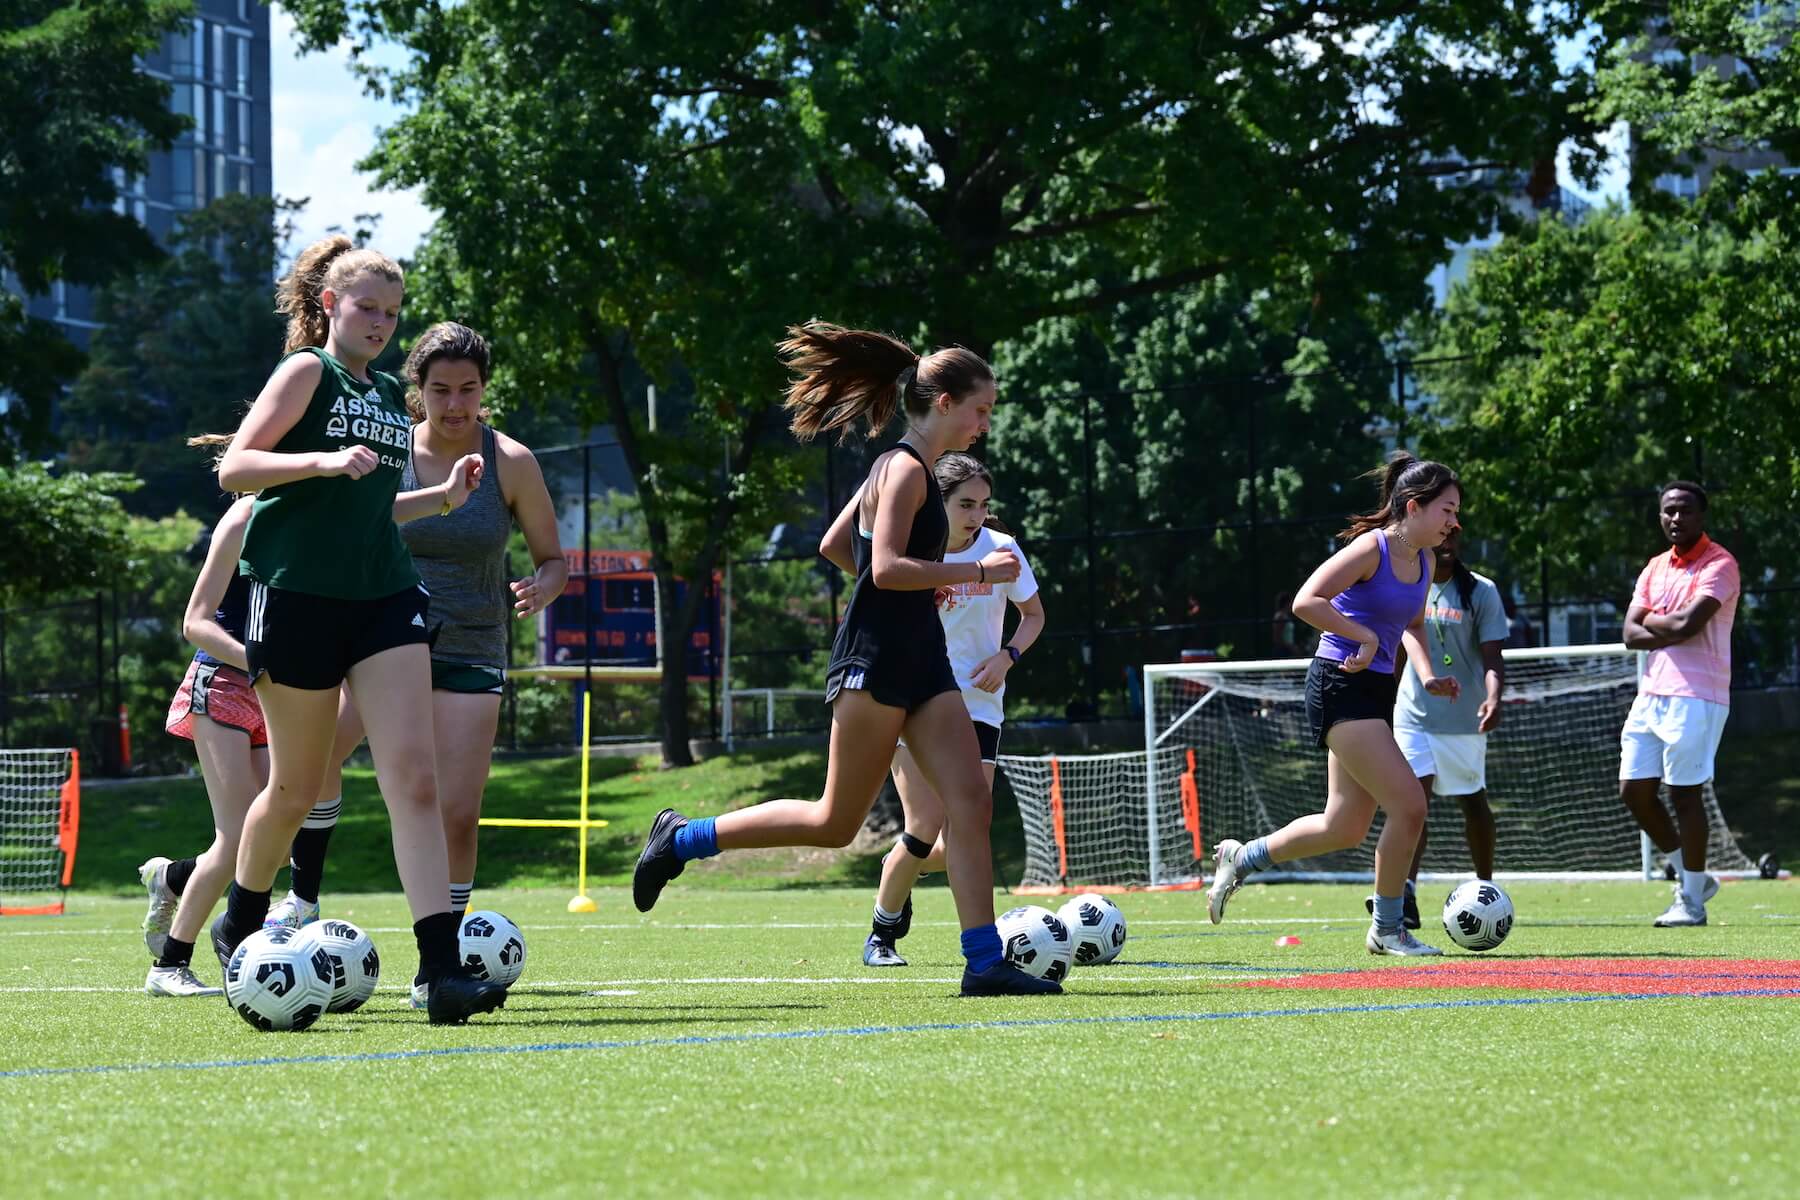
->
xmin=206 ymin=236 xmax=506 ymax=1025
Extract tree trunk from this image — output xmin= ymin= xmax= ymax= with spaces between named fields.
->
xmin=654 ymin=562 xmax=694 ymax=768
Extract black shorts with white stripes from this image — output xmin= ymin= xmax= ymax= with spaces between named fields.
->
xmin=244 ymin=580 xmax=431 ymax=690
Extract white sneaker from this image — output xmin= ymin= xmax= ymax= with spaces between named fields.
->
xmin=144 ymin=963 xmax=224 ymax=997
xmin=1207 ymin=840 xmax=1247 ymax=925
xmin=1654 ymin=896 xmax=1707 ymax=927
xmin=263 ymin=891 xmax=321 ymax=930
xmin=138 ymin=857 xmax=177 ymax=959
xmin=1366 ymin=924 xmax=1443 ymax=956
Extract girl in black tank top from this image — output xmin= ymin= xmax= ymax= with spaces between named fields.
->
xmin=631 ymin=323 xmax=1060 ymax=996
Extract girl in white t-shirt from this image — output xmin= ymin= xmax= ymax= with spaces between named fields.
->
xmin=863 ymin=452 xmax=1046 ymax=967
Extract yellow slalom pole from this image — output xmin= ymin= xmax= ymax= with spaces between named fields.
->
xmin=567 ymin=689 xmax=598 ymax=913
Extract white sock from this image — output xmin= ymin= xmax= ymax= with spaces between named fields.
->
xmin=873 ymin=903 xmax=902 ymax=926
xmin=450 ymin=881 xmax=474 ymax=912
xmin=1681 ymin=867 xmax=1708 ymax=906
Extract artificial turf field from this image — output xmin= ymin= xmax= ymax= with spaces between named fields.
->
xmin=3 ymin=881 xmax=1796 ymax=1198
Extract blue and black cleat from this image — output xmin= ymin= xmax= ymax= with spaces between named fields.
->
xmin=633 ymin=808 xmax=690 ymax=913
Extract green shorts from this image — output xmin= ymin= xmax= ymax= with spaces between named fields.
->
xmin=431 ymin=660 xmax=506 ymax=695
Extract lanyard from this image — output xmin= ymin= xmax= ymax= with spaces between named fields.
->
xmin=1427 ymin=582 xmax=1455 ymax=668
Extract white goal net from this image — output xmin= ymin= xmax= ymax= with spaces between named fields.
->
xmin=0 ymin=748 xmax=80 ymax=916
xmin=1002 ymin=647 xmax=1754 ymax=889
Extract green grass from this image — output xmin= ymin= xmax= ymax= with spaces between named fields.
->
xmin=3 ymin=882 xmax=1798 ymax=1198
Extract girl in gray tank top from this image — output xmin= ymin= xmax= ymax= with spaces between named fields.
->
xmin=271 ymin=324 xmax=570 ymax=983
xmin=402 ymin=422 xmax=512 ymax=671
xmin=1204 ymin=454 xmax=1465 ymax=958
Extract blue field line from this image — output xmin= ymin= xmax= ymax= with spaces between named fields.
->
xmin=5 ymin=987 xmax=1798 ymax=1082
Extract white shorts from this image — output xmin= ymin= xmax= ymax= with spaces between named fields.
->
xmin=1620 ymin=693 xmax=1727 ymax=787
xmin=1393 ymin=727 xmax=1488 ymax=796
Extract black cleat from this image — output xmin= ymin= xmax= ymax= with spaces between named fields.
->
xmin=209 ymin=913 xmax=238 ymax=980
xmin=960 ymin=962 xmax=1063 ymax=996
xmin=427 ymin=972 xmax=508 ymax=1025
xmin=633 ymin=808 xmax=690 ymax=913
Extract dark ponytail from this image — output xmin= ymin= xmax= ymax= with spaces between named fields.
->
xmin=1338 ymin=451 xmax=1460 ymax=542
xmin=779 ymin=321 xmax=994 ymax=444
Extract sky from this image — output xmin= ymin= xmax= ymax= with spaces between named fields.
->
xmin=267 ymin=11 xmax=1627 ymax=267
xmin=268 ymin=6 xmax=436 ymax=260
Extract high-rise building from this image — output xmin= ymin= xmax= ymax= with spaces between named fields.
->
xmin=10 ymin=0 xmax=272 ymax=347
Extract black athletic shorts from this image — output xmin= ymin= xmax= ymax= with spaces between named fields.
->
xmin=245 ymin=581 xmax=431 ymax=690
xmin=1305 ymin=657 xmax=1399 ymax=748
xmin=824 ymin=652 xmax=959 ymax=715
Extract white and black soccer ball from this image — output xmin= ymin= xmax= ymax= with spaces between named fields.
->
xmin=1056 ymin=893 xmax=1127 ymax=966
xmin=1441 ymin=880 xmax=1514 ymax=952
xmin=225 ymin=926 xmax=334 ymax=1031
xmin=459 ymin=909 xmax=526 ymax=987
xmin=996 ymin=905 xmax=1074 ymax=983
xmin=297 ymin=919 xmax=381 ymax=1012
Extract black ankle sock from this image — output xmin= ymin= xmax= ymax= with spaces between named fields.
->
xmin=871 ymin=917 xmax=901 ymax=942
xmin=288 ymin=827 xmax=334 ymax=904
xmin=156 ymin=937 xmax=195 ymax=969
xmin=220 ymin=882 xmax=272 ymax=946
xmin=413 ymin=911 xmax=462 ymax=983
xmin=164 ymin=857 xmax=199 ymax=896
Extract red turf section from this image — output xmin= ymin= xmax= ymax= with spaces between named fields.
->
xmin=1244 ymin=958 xmax=1800 ymax=995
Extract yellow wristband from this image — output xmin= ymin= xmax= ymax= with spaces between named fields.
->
xmin=439 ymin=492 xmax=453 ymax=518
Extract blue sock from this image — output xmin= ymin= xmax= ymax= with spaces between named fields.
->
xmin=960 ymin=924 xmax=1004 ymax=973
xmin=1239 ymin=837 xmax=1273 ymax=874
xmin=1372 ymin=893 xmax=1404 ymax=935
xmin=672 ymin=817 xmax=719 ymax=862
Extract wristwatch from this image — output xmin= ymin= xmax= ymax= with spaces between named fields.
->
xmin=1003 ymin=645 xmax=1021 ymax=664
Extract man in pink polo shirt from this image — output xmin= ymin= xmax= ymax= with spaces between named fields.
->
xmin=1620 ymin=481 xmax=1739 ymax=927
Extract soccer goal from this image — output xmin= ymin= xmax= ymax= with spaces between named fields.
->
xmin=0 ymin=748 xmax=81 ymax=916
xmin=1002 ymin=646 xmax=1756 ymax=890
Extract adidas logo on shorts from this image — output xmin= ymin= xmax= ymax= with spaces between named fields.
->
xmin=844 ymin=669 xmax=865 ymax=691
xmin=411 ymin=614 xmax=425 ymax=628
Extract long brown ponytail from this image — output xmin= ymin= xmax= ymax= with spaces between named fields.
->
xmin=274 ymin=235 xmax=404 ymax=354
xmin=779 ymin=321 xmax=994 ymax=444
xmin=1338 ymin=451 xmax=1460 ymax=541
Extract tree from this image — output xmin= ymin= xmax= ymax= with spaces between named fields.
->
xmin=989 ymin=280 xmax=1398 ymax=713
xmin=1418 ymin=200 xmax=1800 ymax=675
xmin=61 ymin=194 xmax=294 ymax=519
xmin=282 ymin=0 xmax=1614 ymax=763
xmin=1 ymin=0 xmax=192 ymax=459
xmin=0 ymin=461 xmax=138 ymax=609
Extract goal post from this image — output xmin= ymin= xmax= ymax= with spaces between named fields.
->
xmin=1001 ymin=646 xmax=1756 ymax=890
xmin=0 ymin=748 xmax=80 ymax=916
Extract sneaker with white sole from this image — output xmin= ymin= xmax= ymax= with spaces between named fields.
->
xmin=1653 ymin=895 xmax=1707 ymax=927
xmin=263 ymin=891 xmax=320 ymax=931
xmin=1208 ymin=839 xmax=1248 ymax=924
xmin=144 ymin=963 xmax=223 ymax=998
xmin=862 ymin=936 xmax=907 ymax=968
xmin=138 ymin=856 xmax=178 ymax=959
xmin=1366 ymin=924 xmax=1443 ymax=956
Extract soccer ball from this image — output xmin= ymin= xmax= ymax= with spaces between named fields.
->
xmin=1441 ymin=880 xmax=1514 ymax=952
xmin=1056 ymin=893 xmax=1127 ymax=966
xmin=225 ymin=926 xmax=334 ymax=1031
xmin=996 ymin=905 xmax=1074 ymax=983
xmin=297 ymin=919 xmax=381 ymax=1013
xmin=459 ymin=909 xmax=526 ymax=987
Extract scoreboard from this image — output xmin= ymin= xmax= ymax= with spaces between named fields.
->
xmin=539 ymin=549 xmax=719 ymax=681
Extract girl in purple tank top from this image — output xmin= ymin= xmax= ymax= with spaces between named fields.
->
xmin=1206 ymin=453 xmax=1465 ymax=956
